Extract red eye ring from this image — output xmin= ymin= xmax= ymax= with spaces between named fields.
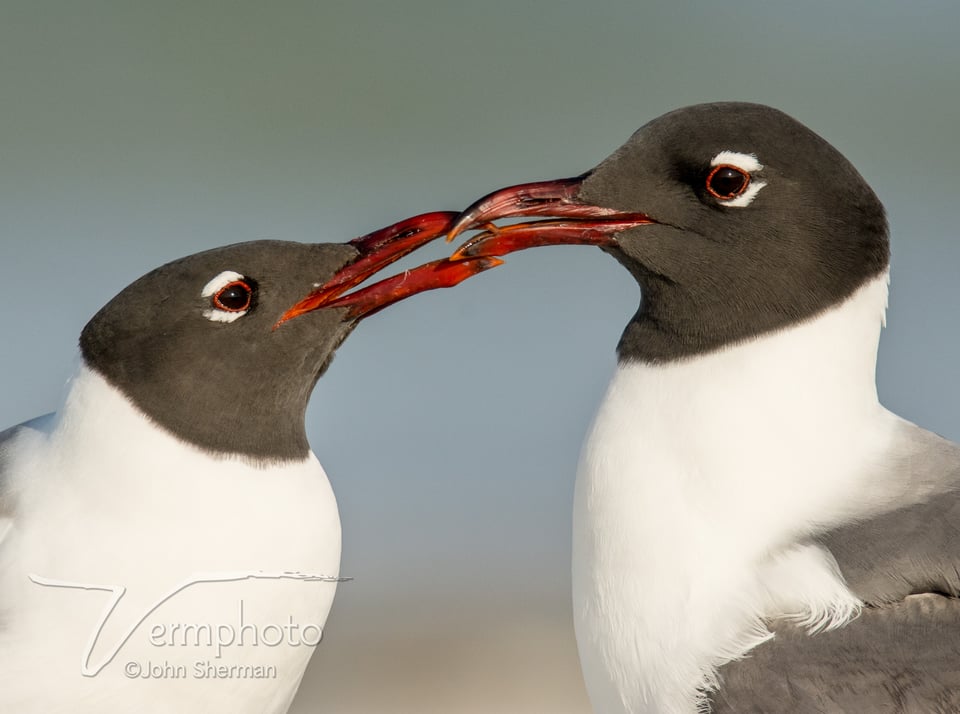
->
xmin=706 ymin=164 xmax=751 ymax=200
xmin=212 ymin=280 xmax=253 ymax=312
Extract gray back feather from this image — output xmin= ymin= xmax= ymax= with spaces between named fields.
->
xmin=713 ymin=421 xmax=960 ymax=711
xmin=713 ymin=595 xmax=960 ymax=714
xmin=823 ymin=421 xmax=960 ymax=604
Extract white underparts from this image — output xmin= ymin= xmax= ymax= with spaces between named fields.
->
xmin=758 ymin=543 xmax=862 ymax=633
xmin=0 ymin=366 xmax=341 ymax=713
xmin=573 ymin=273 xmax=893 ymax=714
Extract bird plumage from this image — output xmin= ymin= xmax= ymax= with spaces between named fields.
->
xmin=574 ymin=273 xmax=893 ymax=713
xmin=0 ymin=365 xmax=341 ymax=713
xmin=447 ymin=102 xmax=960 ymax=713
xmin=0 ymin=215 xmax=493 ymax=712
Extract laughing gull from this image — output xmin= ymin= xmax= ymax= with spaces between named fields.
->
xmin=0 ymin=213 xmax=497 ymax=713
xmin=448 ymin=102 xmax=960 ymax=713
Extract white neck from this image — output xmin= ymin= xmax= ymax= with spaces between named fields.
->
xmin=572 ymin=274 xmax=896 ymax=714
xmin=1 ymin=366 xmax=342 ymax=713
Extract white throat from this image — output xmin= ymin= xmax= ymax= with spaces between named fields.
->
xmin=572 ymin=274 xmax=896 ymax=714
xmin=0 ymin=366 xmax=342 ymax=713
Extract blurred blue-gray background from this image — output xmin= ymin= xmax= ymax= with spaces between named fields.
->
xmin=2 ymin=2 xmax=958 ymax=712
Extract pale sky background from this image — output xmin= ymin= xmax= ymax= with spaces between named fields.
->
xmin=2 ymin=2 xmax=959 ymax=712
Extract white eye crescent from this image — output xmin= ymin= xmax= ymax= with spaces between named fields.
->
xmin=201 ymin=270 xmax=253 ymax=323
xmin=709 ymin=151 xmax=768 ymax=208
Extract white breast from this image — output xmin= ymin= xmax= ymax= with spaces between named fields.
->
xmin=572 ymin=274 xmax=898 ymax=714
xmin=0 ymin=366 xmax=341 ymax=713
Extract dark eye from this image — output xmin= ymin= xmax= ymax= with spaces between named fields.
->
xmin=706 ymin=165 xmax=750 ymax=200
xmin=213 ymin=281 xmax=253 ymax=312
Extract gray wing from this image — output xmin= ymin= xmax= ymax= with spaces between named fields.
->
xmin=821 ymin=421 xmax=960 ymax=604
xmin=713 ymin=422 xmax=960 ymax=713
xmin=713 ymin=595 xmax=960 ymax=714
